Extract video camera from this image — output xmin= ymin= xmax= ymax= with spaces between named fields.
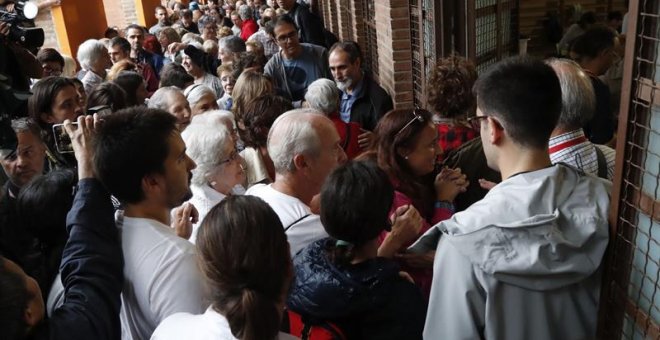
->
xmin=0 ymin=1 xmax=44 ymax=49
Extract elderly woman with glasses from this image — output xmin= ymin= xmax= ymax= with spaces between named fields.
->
xmin=360 ymin=108 xmax=469 ymax=298
xmin=180 ymin=114 xmax=245 ymax=243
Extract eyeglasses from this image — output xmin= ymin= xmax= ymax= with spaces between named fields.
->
xmin=275 ymin=31 xmax=298 ymax=44
xmin=467 ymin=115 xmax=488 ymax=130
xmin=218 ymin=150 xmax=240 ymax=165
xmin=43 ymin=66 xmax=62 ymax=76
xmin=395 ymin=109 xmax=425 ymax=137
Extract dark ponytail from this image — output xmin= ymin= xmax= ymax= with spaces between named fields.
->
xmin=320 ymin=161 xmax=395 ymax=266
xmin=196 ymin=195 xmax=290 ymax=340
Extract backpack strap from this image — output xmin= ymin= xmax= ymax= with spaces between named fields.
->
xmin=594 ymin=145 xmax=608 ymax=179
xmin=284 ymin=214 xmax=311 ymax=232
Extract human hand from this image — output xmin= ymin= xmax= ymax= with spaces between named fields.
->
xmin=168 ymin=42 xmax=186 ymax=55
xmin=64 ymin=114 xmax=101 ymax=179
xmin=478 ymin=178 xmax=497 ymax=190
xmin=435 ymin=167 xmax=469 ymax=202
xmin=389 ymin=205 xmax=423 ymax=245
xmin=358 ymin=129 xmax=373 ymax=149
xmin=309 ymin=194 xmax=321 ymax=215
xmin=395 ymin=250 xmax=435 ymax=269
xmin=171 ymin=202 xmax=198 ymax=240
xmin=398 ymin=271 xmax=414 ymax=284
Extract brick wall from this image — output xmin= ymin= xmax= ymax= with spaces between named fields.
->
xmin=319 ymin=0 xmax=413 ymax=110
xmin=374 ymin=0 xmax=413 ymax=109
xmin=34 ymin=7 xmax=58 ymax=50
xmin=104 ymin=0 xmax=138 ymax=30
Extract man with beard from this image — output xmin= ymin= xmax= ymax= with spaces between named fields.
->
xmin=264 ymin=15 xmax=330 ymax=107
xmin=328 ymin=41 xmax=393 ymax=148
xmin=149 ymin=5 xmax=171 ymax=35
xmin=94 ymin=107 xmax=205 ymax=340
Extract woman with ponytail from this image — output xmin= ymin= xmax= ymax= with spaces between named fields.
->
xmin=151 ymin=195 xmax=298 ymax=340
xmin=286 ymin=161 xmax=426 ymax=339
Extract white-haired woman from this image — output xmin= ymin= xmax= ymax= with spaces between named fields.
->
xmin=76 ymin=39 xmax=112 ymax=94
xmin=181 ymin=116 xmax=245 ymax=243
xmin=184 ymin=84 xmax=220 ymax=118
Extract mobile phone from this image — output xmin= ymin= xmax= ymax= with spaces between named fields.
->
xmin=87 ymin=105 xmax=112 ymax=117
xmin=52 ymin=122 xmax=78 ymax=154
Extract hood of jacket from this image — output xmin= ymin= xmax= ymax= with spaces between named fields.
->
xmin=412 ymin=164 xmax=611 ymax=291
xmin=287 ymin=238 xmax=401 ymax=319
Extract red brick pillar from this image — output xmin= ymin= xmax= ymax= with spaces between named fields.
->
xmin=375 ymin=0 xmax=413 ymax=109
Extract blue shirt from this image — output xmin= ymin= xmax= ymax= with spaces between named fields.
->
xmin=339 ymin=76 xmax=365 ymax=123
xmin=282 ymin=45 xmax=326 ymax=101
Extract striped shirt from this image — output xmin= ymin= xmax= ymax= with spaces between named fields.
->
xmin=549 ymin=129 xmax=616 ymax=180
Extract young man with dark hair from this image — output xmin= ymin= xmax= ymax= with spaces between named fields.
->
xmin=276 ymin=0 xmax=326 ymax=47
xmin=125 ymin=24 xmax=167 ymax=77
xmin=36 ymin=48 xmax=64 ymax=77
xmin=94 ymin=107 xmax=205 ymax=340
xmin=412 ymin=56 xmax=611 ymax=340
xmin=264 ymin=15 xmax=331 ymax=107
xmin=149 ymin=5 xmax=171 ymax=35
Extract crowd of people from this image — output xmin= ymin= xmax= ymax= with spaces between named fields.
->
xmin=0 ymin=0 xmax=622 ymax=339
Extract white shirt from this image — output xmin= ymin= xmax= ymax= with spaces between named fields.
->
xmin=118 ymin=213 xmax=206 ymax=340
xmin=151 ymin=306 xmax=300 ymax=340
xmin=187 ymin=184 xmax=227 ymax=243
xmin=245 ymin=184 xmax=328 ymax=256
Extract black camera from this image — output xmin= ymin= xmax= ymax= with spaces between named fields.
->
xmin=0 ymin=1 xmax=45 ymax=49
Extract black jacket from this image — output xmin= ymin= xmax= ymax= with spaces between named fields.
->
xmin=287 ymin=239 xmax=425 ymax=340
xmin=350 ymin=75 xmax=394 ymax=131
xmin=290 ymin=3 xmax=327 ymax=48
xmin=31 ymin=179 xmax=123 ymax=340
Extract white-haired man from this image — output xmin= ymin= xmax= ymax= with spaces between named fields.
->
xmin=246 ymin=109 xmax=347 ymax=255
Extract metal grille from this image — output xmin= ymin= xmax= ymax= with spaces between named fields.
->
xmin=410 ymin=0 xmax=440 ymax=107
xmin=597 ymin=1 xmax=660 ymax=339
xmin=468 ymin=0 xmax=519 ymax=73
xmin=363 ymin=0 xmax=379 ymax=79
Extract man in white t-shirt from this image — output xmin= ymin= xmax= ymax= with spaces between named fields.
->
xmin=246 ymin=109 xmax=347 ymax=255
xmin=94 ymin=107 xmax=206 ymax=340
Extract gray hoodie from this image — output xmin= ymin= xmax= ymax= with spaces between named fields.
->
xmin=410 ymin=164 xmax=611 ymax=340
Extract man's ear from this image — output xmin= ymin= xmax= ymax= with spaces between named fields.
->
xmin=486 ymin=116 xmax=504 ymax=145
xmin=292 ymin=153 xmax=308 ymax=172
xmin=141 ymin=173 xmax=163 ymax=199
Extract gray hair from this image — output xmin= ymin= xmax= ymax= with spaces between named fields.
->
xmin=181 ymin=119 xmax=232 ymax=186
xmin=238 ymin=5 xmax=253 ymax=20
xmin=305 ymin=79 xmax=340 ymax=115
xmin=11 ymin=118 xmax=42 ymax=140
xmin=181 ymin=33 xmax=204 ymax=45
xmin=76 ymin=39 xmax=107 ymax=70
xmin=197 ymin=15 xmax=217 ymax=31
xmin=219 ymin=35 xmax=246 ymax=53
xmin=148 ymin=86 xmax=183 ymax=110
xmin=545 ymin=58 xmax=596 ymax=130
xmin=184 ymin=84 xmax=217 ymax=106
xmin=267 ymin=109 xmax=324 ymax=174
xmin=193 ymin=109 xmax=236 ymax=129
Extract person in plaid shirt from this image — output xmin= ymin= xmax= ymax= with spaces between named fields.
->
xmin=427 ymin=55 xmax=479 ymax=161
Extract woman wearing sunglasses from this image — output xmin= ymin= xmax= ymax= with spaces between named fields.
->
xmin=179 ymin=114 xmax=245 ymax=243
xmin=361 ymin=108 xmax=469 ymax=298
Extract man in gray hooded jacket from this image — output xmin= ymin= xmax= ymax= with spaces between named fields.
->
xmin=411 ymin=56 xmax=611 ymax=340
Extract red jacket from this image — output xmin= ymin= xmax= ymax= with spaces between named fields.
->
xmin=329 ymin=113 xmax=361 ymax=159
xmin=240 ymin=19 xmax=258 ymax=41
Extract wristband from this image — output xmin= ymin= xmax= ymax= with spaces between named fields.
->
xmin=434 ymin=200 xmax=455 ymax=213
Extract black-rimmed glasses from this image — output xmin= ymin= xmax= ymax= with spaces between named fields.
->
xmin=467 ymin=115 xmax=488 ymax=130
xmin=395 ymin=109 xmax=425 ymax=137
